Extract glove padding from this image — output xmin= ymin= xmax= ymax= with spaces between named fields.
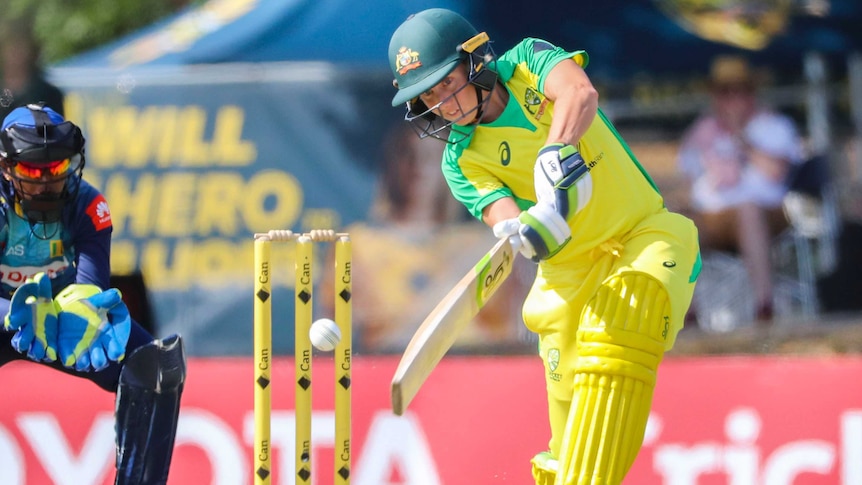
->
xmin=534 ymin=143 xmax=593 ymax=220
xmin=55 ymin=284 xmax=132 ymax=372
xmin=493 ymin=202 xmax=571 ymax=262
xmin=3 ymin=272 xmax=59 ymax=362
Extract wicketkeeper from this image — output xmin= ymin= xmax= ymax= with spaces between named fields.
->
xmin=388 ymin=9 xmax=701 ymax=484
xmin=0 ymin=103 xmax=186 ymax=484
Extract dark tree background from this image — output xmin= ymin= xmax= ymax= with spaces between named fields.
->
xmin=0 ymin=0 xmax=197 ymax=63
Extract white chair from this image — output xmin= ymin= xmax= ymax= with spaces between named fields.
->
xmin=692 ymin=155 xmax=839 ymax=331
xmin=772 ymin=155 xmax=840 ymax=319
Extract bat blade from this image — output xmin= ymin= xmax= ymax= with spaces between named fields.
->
xmin=391 ymin=237 xmax=515 ymax=415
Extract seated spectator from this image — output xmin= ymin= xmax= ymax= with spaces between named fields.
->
xmin=677 ymin=55 xmax=805 ymax=323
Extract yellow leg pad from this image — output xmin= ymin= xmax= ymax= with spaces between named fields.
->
xmin=532 ymin=451 xmax=558 ymax=485
xmin=556 ymin=272 xmax=670 ymax=485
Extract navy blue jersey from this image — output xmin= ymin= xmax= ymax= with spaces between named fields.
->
xmin=0 ymin=178 xmax=112 ymax=311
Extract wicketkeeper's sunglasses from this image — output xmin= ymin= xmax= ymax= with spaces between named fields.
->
xmin=13 ymin=158 xmax=71 ymax=179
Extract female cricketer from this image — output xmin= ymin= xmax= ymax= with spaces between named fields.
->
xmin=0 ymin=104 xmax=185 ymax=484
xmin=388 ymin=9 xmax=702 ymax=484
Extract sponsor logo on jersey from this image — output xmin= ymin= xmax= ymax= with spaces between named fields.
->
xmin=5 ymin=244 xmax=24 ymax=256
xmin=498 ymin=141 xmax=511 ymax=166
xmin=523 ymin=87 xmax=549 ymax=121
xmin=86 ymin=194 xmax=112 ymax=231
xmin=0 ymin=260 xmax=69 ymax=289
xmin=534 ymin=99 xmax=549 ymax=121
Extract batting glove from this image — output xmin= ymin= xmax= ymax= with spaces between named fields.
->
xmin=534 ymin=143 xmax=593 ymax=221
xmin=3 ymin=272 xmax=60 ymax=362
xmin=493 ymin=202 xmax=571 ymax=262
xmin=55 ymin=285 xmax=132 ymax=372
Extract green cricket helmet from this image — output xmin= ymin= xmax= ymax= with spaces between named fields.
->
xmin=388 ymin=8 xmax=498 ymax=142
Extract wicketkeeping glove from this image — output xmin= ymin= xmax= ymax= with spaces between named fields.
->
xmin=3 ymin=272 xmax=59 ymax=362
xmin=493 ymin=202 xmax=571 ymax=262
xmin=534 ymin=143 xmax=593 ymax=220
xmin=55 ymin=284 xmax=131 ymax=372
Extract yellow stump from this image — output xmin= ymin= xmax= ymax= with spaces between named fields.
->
xmin=253 ymin=230 xmax=351 ymax=484
xmin=253 ymin=237 xmax=272 ymax=484
xmin=295 ymin=236 xmax=313 ymax=483
xmin=334 ymin=236 xmax=352 ymax=483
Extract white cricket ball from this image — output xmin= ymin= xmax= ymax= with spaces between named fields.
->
xmin=309 ymin=318 xmax=341 ymax=351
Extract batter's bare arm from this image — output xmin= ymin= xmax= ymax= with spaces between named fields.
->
xmin=543 ymin=59 xmax=599 ymax=146
xmin=482 ymin=197 xmax=521 ymax=227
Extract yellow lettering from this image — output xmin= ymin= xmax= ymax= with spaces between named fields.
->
xmin=112 ymin=239 xmax=305 ymax=291
xmin=195 ymin=172 xmax=244 ymax=236
xmin=110 ymin=240 xmax=138 ymax=275
xmin=63 ymin=93 xmax=85 ymax=124
xmin=103 ymin=170 xmax=302 ymax=238
xmin=143 ymin=240 xmax=192 ymax=289
xmin=193 ymin=238 xmax=246 ymax=283
xmin=104 ymin=173 xmax=156 ymax=237
xmin=244 ymin=170 xmax=303 ymax=231
xmin=84 ymin=170 xmax=104 ymax=192
xmin=213 ymin=106 xmax=256 ymax=165
xmin=88 ymin=106 xmax=142 ymax=168
xmin=155 ymin=106 xmax=180 ymax=167
xmin=155 ymin=172 xmax=197 ymax=237
xmin=83 ymin=104 xmax=257 ymax=168
xmin=179 ymin=106 xmax=210 ymax=165
xmin=125 ymin=107 xmax=160 ymax=167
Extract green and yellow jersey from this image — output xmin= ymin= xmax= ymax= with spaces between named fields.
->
xmin=442 ymin=38 xmax=666 ymax=263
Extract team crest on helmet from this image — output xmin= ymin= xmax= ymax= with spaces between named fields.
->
xmin=395 ymin=47 xmax=422 ymax=75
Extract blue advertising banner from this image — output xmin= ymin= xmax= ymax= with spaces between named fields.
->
xmin=55 ymin=64 xmax=391 ymax=355
xmin=52 ymin=63 xmax=536 ymax=357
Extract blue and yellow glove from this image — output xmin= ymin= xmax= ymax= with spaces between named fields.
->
xmin=3 ymin=272 xmax=59 ymax=362
xmin=534 ymin=143 xmax=593 ymax=221
xmin=55 ymin=284 xmax=132 ymax=372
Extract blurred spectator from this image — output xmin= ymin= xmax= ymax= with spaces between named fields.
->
xmin=1 ymin=22 xmax=64 ymax=120
xmin=321 ymin=124 xmax=533 ymax=353
xmin=677 ymin=55 xmax=805 ymax=324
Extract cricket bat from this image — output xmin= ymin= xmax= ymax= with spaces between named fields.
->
xmin=391 ymin=237 xmax=516 ymax=415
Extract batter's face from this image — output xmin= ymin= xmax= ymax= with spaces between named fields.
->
xmin=418 ymin=65 xmax=479 ymax=126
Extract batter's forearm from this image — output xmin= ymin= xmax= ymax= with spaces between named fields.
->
xmin=482 ymin=197 xmax=522 ymax=228
xmin=543 ymin=60 xmax=599 ymax=145
xmin=546 ymin=87 xmax=598 ymax=145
